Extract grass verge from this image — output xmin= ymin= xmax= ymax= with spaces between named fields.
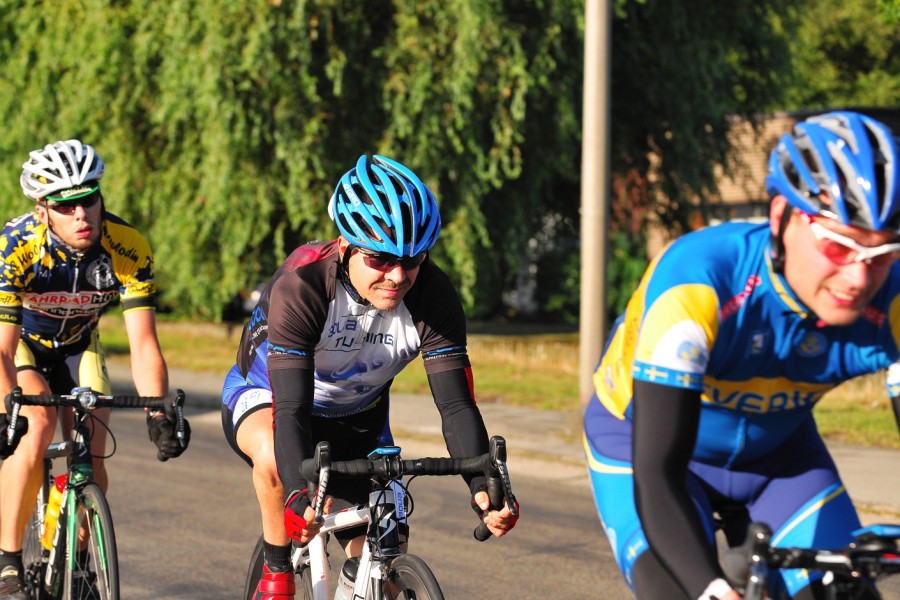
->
xmin=99 ymin=314 xmax=899 ymax=449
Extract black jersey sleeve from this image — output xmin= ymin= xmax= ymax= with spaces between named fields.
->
xmin=270 ymin=366 xmax=316 ymax=499
xmin=427 ymin=368 xmax=490 ymax=494
xmin=631 ymin=379 xmax=726 ymax=598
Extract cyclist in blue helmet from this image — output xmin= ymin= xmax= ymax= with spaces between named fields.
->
xmin=584 ymin=111 xmax=900 ymax=600
xmin=222 ymin=155 xmax=518 ymax=600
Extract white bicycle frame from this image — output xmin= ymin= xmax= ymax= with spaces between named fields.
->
xmin=293 ymin=482 xmax=407 ymax=600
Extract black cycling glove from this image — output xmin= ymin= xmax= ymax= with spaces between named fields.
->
xmin=146 ymin=413 xmax=191 ymax=462
xmin=0 ymin=413 xmax=28 ymax=459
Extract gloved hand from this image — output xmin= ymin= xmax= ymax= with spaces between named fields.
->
xmin=283 ymin=490 xmax=311 ymax=542
xmin=146 ymin=412 xmax=191 ymax=461
xmin=0 ymin=413 xmax=28 ymax=459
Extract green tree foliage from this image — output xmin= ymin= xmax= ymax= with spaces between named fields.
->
xmin=785 ymin=0 xmax=900 ymax=108
xmin=0 ymin=0 xmax=582 ymax=320
xmin=0 ymin=0 xmax=841 ymax=324
xmin=609 ymin=0 xmax=798 ymax=233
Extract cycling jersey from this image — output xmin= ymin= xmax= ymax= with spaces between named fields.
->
xmin=222 ymin=239 xmax=489 ymax=501
xmin=584 ymin=221 xmax=900 ymax=598
xmin=589 ymin=221 xmax=900 ymax=465
xmin=0 ymin=211 xmax=157 ymax=348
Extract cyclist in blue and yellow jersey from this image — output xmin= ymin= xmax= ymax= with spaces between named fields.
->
xmin=0 ymin=140 xmax=190 ymax=599
xmin=222 ymin=154 xmax=519 ymax=600
xmin=584 ymin=111 xmax=900 ymax=600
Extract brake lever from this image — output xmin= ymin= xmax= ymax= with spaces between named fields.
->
xmin=489 ymin=436 xmax=518 ymax=516
xmin=5 ymin=387 xmax=22 ymax=446
xmin=313 ymin=441 xmax=331 ymax=525
xmin=170 ymin=389 xmax=187 ymax=448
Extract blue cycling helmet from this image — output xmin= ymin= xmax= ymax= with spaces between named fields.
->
xmin=328 ymin=154 xmax=442 ymax=256
xmin=765 ymin=111 xmax=900 ymax=232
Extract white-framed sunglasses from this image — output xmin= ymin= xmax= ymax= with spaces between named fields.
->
xmin=802 ymin=213 xmax=900 ymax=269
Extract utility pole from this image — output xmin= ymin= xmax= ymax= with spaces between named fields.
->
xmin=579 ymin=0 xmax=611 ymax=404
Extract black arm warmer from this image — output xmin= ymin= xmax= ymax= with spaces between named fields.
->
xmin=632 ymin=379 xmax=726 ymax=598
xmin=427 ymin=368 xmax=490 ymax=495
xmin=269 ymin=367 xmax=316 ymax=501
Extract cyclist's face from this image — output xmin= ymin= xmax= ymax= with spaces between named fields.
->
xmin=36 ymin=195 xmax=103 ymax=250
xmin=773 ymin=196 xmax=900 ymax=326
xmin=339 ymin=238 xmax=421 ymax=311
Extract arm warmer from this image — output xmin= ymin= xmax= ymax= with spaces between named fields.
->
xmin=269 ymin=366 xmax=316 ymax=502
xmin=632 ymin=379 xmax=726 ymax=598
xmin=427 ymin=368 xmax=490 ymax=495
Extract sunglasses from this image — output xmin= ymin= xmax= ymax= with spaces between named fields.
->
xmin=42 ymin=190 xmax=102 ymax=215
xmin=356 ymin=248 xmax=428 ymax=272
xmin=803 ymin=213 xmax=900 ymax=269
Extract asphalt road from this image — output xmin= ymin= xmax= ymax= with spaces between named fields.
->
xmin=102 ymin=408 xmax=625 ymax=599
xmin=95 ymin=364 xmax=900 ymax=598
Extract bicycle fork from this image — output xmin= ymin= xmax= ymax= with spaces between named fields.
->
xmin=44 ymin=463 xmax=93 ymax=594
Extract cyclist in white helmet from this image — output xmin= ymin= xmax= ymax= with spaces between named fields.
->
xmin=0 ymin=140 xmax=191 ymax=599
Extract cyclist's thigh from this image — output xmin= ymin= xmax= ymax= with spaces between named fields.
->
xmin=73 ymin=328 xmax=112 ymax=394
xmin=231 ymin=398 xmax=275 ymax=468
xmin=584 ymin=405 xmax=716 ymax=590
xmin=748 ymin=429 xmax=860 ymax=598
xmin=65 ymin=331 xmax=113 ymax=452
xmin=11 ymin=342 xmax=57 ymax=442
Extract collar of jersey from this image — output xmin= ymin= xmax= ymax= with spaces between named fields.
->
xmin=764 ymin=251 xmax=809 ymax=318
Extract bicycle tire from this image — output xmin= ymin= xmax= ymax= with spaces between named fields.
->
xmin=242 ymin=535 xmax=309 ymax=600
xmin=243 ymin=535 xmax=264 ymax=600
xmin=383 ymin=554 xmax=445 ymax=600
xmin=62 ymin=482 xmax=118 ymax=600
xmin=21 ymin=461 xmax=50 ymax=599
xmin=297 ymin=566 xmax=313 ymax=600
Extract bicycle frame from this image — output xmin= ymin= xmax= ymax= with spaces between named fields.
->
xmin=294 ymin=483 xmax=407 ymax=600
xmin=45 ymin=416 xmax=98 ymax=594
xmin=9 ymin=386 xmax=186 ymax=600
xmin=244 ymin=436 xmax=517 ymax=600
xmin=725 ymin=522 xmax=900 ymax=599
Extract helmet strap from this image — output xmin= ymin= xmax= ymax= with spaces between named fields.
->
xmin=770 ymin=205 xmax=793 ymax=274
xmin=337 ymin=244 xmax=371 ymax=306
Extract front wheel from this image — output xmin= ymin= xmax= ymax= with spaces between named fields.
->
xmin=63 ymin=482 xmax=118 ymax=600
xmin=21 ymin=462 xmax=50 ymax=599
xmin=383 ymin=554 xmax=444 ymax=600
xmin=242 ymin=535 xmax=264 ymax=600
xmin=243 ymin=535 xmax=308 ymax=600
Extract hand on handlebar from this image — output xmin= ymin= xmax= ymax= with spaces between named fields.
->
xmin=147 ymin=412 xmax=191 ymax=461
xmin=0 ymin=412 xmax=28 ymax=459
xmin=284 ymin=489 xmax=333 ymax=544
xmin=473 ymin=490 xmax=520 ymax=538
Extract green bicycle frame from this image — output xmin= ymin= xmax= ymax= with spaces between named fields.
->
xmin=45 ymin=460 xmax=96 ymax=597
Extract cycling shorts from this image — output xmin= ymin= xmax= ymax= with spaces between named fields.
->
xmin=14 ymin=327 xmax=111 ymax=395
xmin=584 ymin=397 xmax=862 ymax=598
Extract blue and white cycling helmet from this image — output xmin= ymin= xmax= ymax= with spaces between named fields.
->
xmin=765 ymin=111 xmax=900 ymax=232
xmin=328 ymin=154 xmax=442 ymax=256
xmin=20 ymin=139 xmax=105 ymax=201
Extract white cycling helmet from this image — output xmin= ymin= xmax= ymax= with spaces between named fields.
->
xmin=20 ymin=139 xmax=105 ymax=201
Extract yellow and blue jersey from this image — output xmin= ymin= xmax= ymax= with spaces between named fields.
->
xmin=591 ymin=221 xmax=900 ymax=467
xmin=0 ymin=211 xmax=156 ymax=348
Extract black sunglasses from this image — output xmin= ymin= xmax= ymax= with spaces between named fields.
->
xmin=42 ymin=190 xmax=102 ymax=215
xmin=356 ymin=248 xmax=428 ymax=272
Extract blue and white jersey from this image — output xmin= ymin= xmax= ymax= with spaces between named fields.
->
xmin=589 ymin=221 xmax=900 ymax=466
xmin=229 ymin=239 xmax=469 ymax=417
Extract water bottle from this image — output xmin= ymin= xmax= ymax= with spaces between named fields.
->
xmin=41 ymin=474 xmax=67 ymax=550
xmin=333 ymin=556 xmax=359 ymax=600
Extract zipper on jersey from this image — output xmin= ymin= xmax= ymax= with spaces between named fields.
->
xmin=55 ymin=254 xmax=82 ymax=346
